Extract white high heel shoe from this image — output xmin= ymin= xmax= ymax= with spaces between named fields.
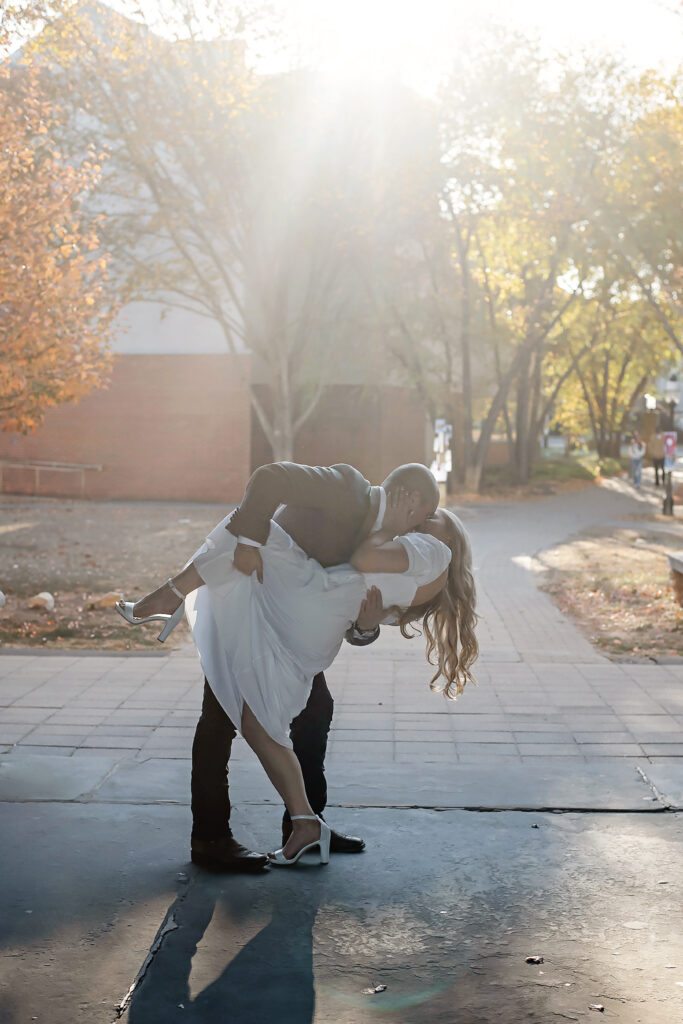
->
xmin=268 ymin=815 xmax=331 ymax=866
xmin=116 ymin=579 xmax=185 ymax=643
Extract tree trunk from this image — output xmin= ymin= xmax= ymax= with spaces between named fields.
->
xmin=525 ymin=349 xmax=543 ymax=480
xmin=269 ymin=352 xmax=296 ymax=462
xmin=470 ymin=337 xmax=540 ymax=491
xmin=459 ymin=258 xmax=474 ymax=479
xmin=451 ymin=394 xmax=466 ymax=485
xmin=464 ymin=460 xmax=484 ymax=493
xmin=269 ymin=426 xmax=294 ymax=463
xmin=514 ymin=349 xmax=532 ymax=484
xmin=607 ymin=435 xmax=622 ymax=459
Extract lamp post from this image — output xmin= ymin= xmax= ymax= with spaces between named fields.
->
xmin=663 ymin=377 xmax=680 ymax=431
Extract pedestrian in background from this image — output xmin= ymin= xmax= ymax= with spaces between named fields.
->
xmin=647 ymin=430 xmax=665 ymax=486
xmin=629 ymin=433 xmax=646 ymax=488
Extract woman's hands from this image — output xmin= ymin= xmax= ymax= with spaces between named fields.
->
xmin=355 ymin=586 xmax=384 ymax=632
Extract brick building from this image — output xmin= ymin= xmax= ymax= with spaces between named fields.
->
xmin=0 ymin=302 xmax=429 ymax=503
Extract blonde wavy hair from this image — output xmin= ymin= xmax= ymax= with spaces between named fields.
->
xmin=394 ymin=510 xmax=478 ymax=699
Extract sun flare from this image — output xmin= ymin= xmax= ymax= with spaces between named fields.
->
xmin=277 ymin=0 xmax=681 ymax=90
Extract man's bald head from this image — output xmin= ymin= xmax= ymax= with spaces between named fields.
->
xmin=382 ymin=464 xmax=440 ymax=530
xmin=382 ymin=463 xmax=440 ymax=503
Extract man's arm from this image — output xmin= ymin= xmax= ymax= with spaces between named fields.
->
xmin=228 ymin=462 xmax=369 ymax=545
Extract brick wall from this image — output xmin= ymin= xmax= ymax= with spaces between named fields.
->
xmin=251 ymin=384 xmax=429 ymax=480
xmin=0 ymin=354 xmax=252 ymax=503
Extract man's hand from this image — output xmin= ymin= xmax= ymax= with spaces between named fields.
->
xmin=355 ymin=586 xmax=384 ymax=632
xmin=233 ymin=543 xmax=264 ymax=583
xmin=382 ymin=488 xmax=414 ymax=536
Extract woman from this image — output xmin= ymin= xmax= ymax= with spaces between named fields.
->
xmin=629 ymin=433 xmax=646 ymax=488
xmin=117 ymin=507 xmax=477 ymax=865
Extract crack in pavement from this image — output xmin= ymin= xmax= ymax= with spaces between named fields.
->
xmin=634 ymin=764 xmax=673 ymax=810
xmin=112 ymin=874 xmax=192 ymax=1021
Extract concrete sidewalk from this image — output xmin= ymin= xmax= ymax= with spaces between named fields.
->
xmin=1 ymin=482 xmax=682 ymax=1023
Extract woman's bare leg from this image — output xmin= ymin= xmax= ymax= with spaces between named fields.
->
xmin=133 ymin=563 xmax=204 ymax=618
xmin=240 ymin=702 xmax=321 ymax=858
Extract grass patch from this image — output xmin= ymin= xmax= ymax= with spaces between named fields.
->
xmin=532 ymin=457 xmax=595 ymax=482
xmin=572 ymin=452 xmax=625 ymax=479
xmin=482 ymin=455 xmax=599 ymax=489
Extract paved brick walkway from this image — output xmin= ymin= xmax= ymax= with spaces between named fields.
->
xmin=1 ymin=479 xmax=681 ymax=778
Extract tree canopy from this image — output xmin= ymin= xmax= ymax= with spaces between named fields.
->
xmin=0 ymin=11 xmax=115 ymax=432
xmin=3 ymin=4 xmax=681 ymax=481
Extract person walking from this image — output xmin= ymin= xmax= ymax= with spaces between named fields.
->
xmin=647 ymin=431 xmax=665 ymax=486
xmin=629 ymin=433 xmax=646 ymax=488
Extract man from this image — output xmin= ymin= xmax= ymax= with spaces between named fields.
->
xmin=647 ymin=431 xmax=665 ymax=487
xmin=151 ymin=461 xmax=440 ymax=872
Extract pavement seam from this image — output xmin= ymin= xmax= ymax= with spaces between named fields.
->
xmin=2 ymin=797 xmax=679 ymax=813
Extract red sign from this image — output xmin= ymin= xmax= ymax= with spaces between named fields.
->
xmin=663 ymin=431 xmax=677 ymax=470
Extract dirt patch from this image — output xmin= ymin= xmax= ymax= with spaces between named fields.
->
xmin=539 ymin=518 xmax=683 ymax=660
xmin=0 ymin=496 xmax=229 ymax=650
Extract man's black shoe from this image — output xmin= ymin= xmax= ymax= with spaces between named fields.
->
xmin=282 ymin=819 xmax=365 ymax=854
xmin=191 ymin=836 xmax=269 ymax=872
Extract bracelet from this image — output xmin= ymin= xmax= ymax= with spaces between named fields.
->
xmin=353 ymin=621 xmax=377 ymax=636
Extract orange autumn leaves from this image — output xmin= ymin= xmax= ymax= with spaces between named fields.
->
xmin=0 ymin=56 xmax=115 ymax=433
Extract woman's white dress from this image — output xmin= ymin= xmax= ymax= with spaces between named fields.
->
xmin=185 ymin=517 xmax=451 ymax=746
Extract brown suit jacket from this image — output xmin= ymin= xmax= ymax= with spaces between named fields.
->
xmin=227 ymin=462 xmax=382 ymax=568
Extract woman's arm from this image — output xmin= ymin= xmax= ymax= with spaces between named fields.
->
xmin=349 ymin=529 xmax=410 ymax=573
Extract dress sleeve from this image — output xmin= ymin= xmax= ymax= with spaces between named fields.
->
xmin=396 ymin=533 xmax=451 ymax=586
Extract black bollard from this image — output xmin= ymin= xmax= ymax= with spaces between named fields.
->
xmin=663 ymin=471 xmax=674 ymax=515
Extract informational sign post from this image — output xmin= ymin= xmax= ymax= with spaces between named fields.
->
xmin=431 ymin=418 xmax=453 ymax=505
xmin=662 ymin=431 xmax=677 ymax=472
xmin=431 ymin=418 xmax=453 ymax=482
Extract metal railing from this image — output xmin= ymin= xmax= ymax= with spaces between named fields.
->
xmin=0 ymin=458 xmax=103 ymax=498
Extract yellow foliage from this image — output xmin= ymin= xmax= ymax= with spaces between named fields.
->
xmin=0 ymin=57 xmax=115 ymax=432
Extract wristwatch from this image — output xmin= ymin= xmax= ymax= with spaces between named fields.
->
xmin=352 ymin=621 xmax=378 ymax=638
